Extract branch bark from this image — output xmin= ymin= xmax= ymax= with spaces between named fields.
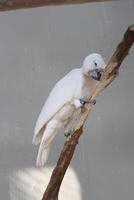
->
xmin=0 ymin=0 xmax=112 ymax=12
xmin=42 ymin=25 xmax=134 ymax=200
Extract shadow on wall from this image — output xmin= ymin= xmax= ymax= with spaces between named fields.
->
xmin=9 ymin=167 xmax=82 ymax=200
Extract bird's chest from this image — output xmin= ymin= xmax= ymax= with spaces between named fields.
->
xmin=81 ymin=84 xmax=91 ymax=100
xmin=74 ymin=77 xmax=92 ymax=101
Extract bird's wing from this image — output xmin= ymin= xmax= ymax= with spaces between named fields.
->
xmin=33 ymin=68 xmax=82 ymax=143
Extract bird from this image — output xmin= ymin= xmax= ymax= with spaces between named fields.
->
xmin=33 ymin=53 xmax=106 ymax=167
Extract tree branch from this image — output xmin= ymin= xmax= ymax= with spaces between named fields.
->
xmin=0 ymin=0 xmax=112 ymax=12
xmin=42 ymin=25 xmax=134 ymax=200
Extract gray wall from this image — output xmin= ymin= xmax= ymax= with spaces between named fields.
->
xmin=0 ymin=0 xmax=134 ymax=199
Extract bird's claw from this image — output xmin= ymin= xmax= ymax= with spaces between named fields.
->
xmin=89 ymin=99 xmax=96 ymax=105
xmin=80 ymin=99 xmax=88 ymax=106
xmin=80 ymin=99 xmax=96 ymax=106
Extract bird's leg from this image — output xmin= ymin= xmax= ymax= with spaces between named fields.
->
xmin=79 ymin=99 xmax=86 ymax=106
xmin=73 ymin=98 xmax=90 ymax=109
xmin=79 ymin=99 xmax=87 ymax=112
xmin=73 ymin=99 xmax=83 ymax=109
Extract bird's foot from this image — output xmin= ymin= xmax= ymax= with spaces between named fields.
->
xmin=80 ymin=99 xmax=96 ymax=112
xmin=80 ymin=99 xmax=87 ymax=107
xmin=80 ymin=99 xmax=96 ymax=106
xmin=89 ymin=99 xmax=96 ymax=105
xmin=79 ymin=99 xmax=89 ymax=112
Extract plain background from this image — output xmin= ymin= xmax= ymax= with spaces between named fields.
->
xmin=0 ymin=0 xmax=134 ymax=199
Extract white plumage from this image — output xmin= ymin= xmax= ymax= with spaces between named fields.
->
xmin=33 ymin=53 xmax=106 ymax=167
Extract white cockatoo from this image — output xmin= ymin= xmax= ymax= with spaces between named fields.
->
xmin=33 ymin=53 xmax=106 ymax=167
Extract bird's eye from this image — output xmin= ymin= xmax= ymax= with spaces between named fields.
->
xmin=94 ymin=62 xmax=97 ymax=66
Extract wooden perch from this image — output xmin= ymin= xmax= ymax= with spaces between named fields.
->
xmin=42 ymin=25 xmax=134 ymax=200
xmin=0 ymin=0 xmax=112 ymax=12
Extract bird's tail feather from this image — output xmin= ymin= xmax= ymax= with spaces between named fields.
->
xmin=33 ymin=126 xmax=46 ymax=145
xmin=36 ymin=146 xmax=50 ymax=167
xmin=36 ymin=119 xmax=62 ymax=167
xmin=36 ymin=131 xmax=57 ymax=167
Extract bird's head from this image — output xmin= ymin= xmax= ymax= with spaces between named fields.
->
xmin=82 ymin=53 xmax=106 ymax=81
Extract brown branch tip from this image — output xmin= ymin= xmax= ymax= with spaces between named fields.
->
xmin=42 ymin=25 xmax=134 ymax=200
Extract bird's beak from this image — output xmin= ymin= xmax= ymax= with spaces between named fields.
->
xmin=89 ymin=68 xmax=104 ymax=81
